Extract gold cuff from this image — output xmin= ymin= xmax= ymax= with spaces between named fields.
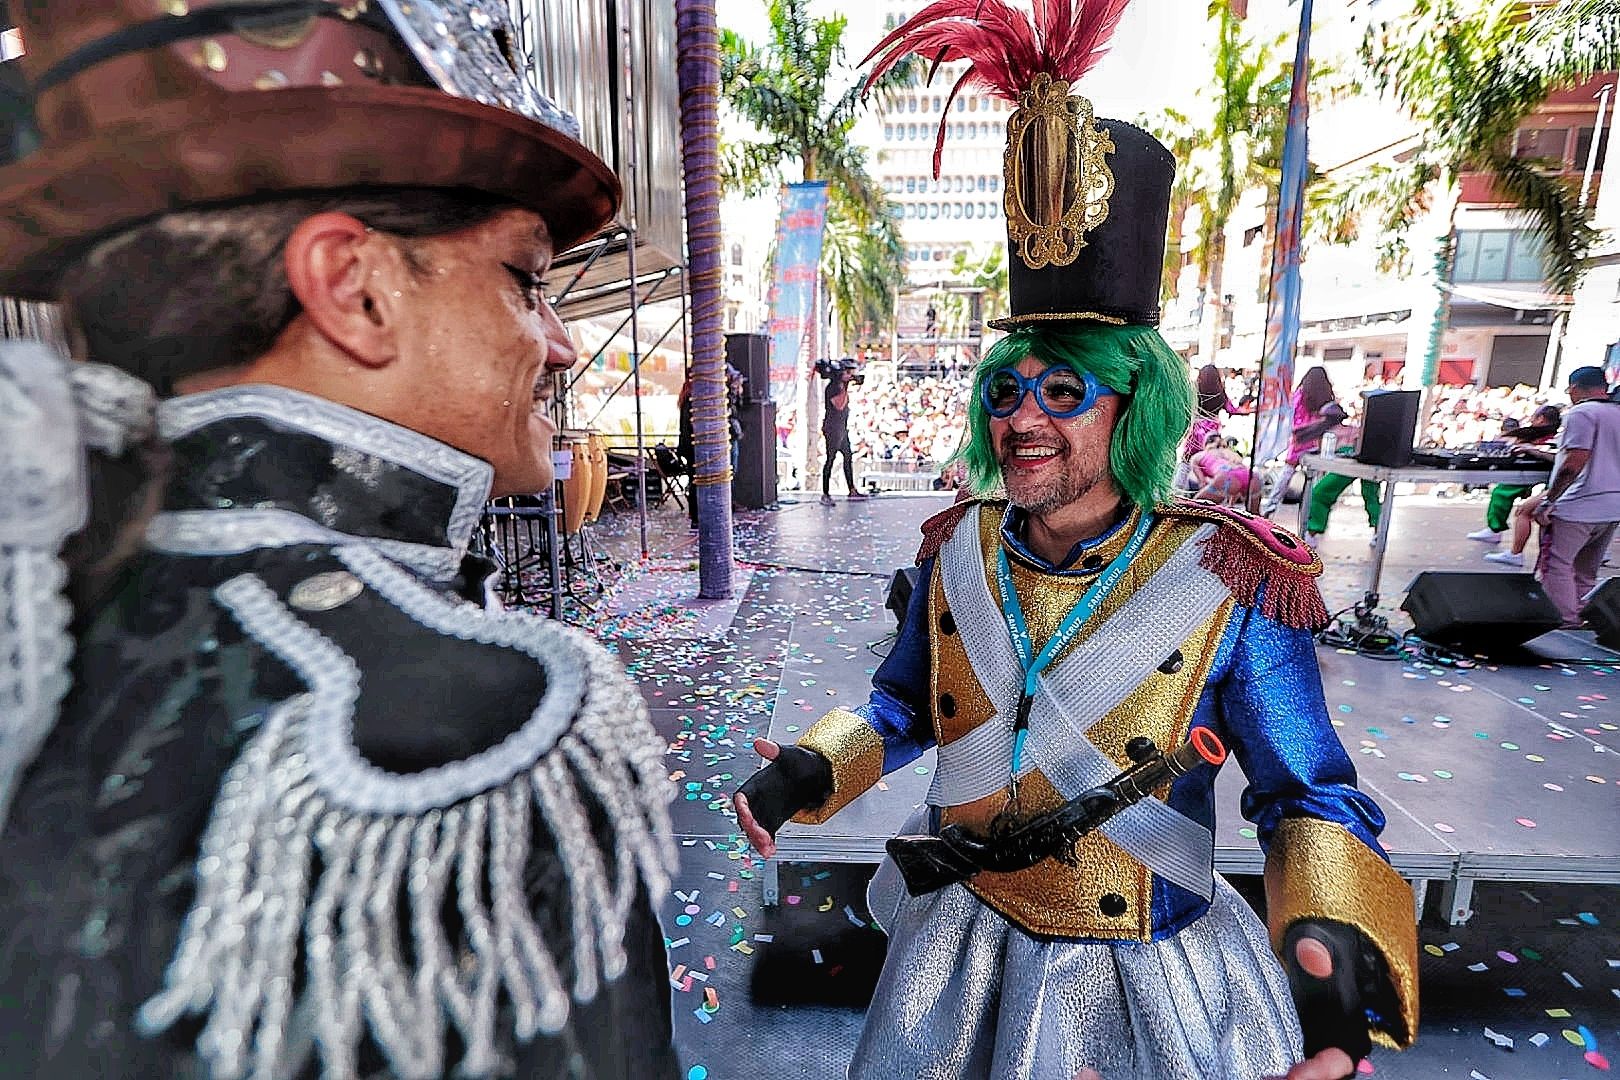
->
xmin=791 ymin=708 xmax=885 ymax=825
xmin=1264 ymin=817 xmax=1420 ymax=1049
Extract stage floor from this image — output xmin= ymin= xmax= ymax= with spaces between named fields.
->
xmin=565 ymin=489 xmax=1620 ymax=1080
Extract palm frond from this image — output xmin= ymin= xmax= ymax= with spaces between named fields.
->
xmin=1488 ymin=153 xmax=1600 ymax=295
xmin=720 ymin=137 xmax=800 ymax=195
xmin=820 ymin=187 xmax=905 ymax=341
xmin=1510 ymin=0 xmax=1620 ymax=96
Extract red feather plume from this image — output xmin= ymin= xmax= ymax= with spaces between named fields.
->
xmin=862 ymin=0 xmax=1134 ymax=177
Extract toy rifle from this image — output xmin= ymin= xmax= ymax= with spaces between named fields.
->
xmin=885 ymin=728 xmax=1227 ymax=897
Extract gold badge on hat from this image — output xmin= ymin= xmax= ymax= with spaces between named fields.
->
xmin=864 ymin=0 xmax=1176 ymax=332
xmin=1005 ymin=73 xmax=1116 ymax=270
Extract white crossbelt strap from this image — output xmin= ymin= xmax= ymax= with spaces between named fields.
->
xmin=927 ymin=515 xmax=1229 ymax=899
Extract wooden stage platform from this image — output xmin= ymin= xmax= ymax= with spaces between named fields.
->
xmin=762 ymin=590 xmax=1620 ymax=928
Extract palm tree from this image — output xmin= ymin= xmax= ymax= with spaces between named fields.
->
xmin=1141 ymin=108 xmax=1212 ymax=310
xmin=676 ymin=0 xmax=735 ymax=598
xmin=820 ymin=185 xmax=906 ymax=347
xmin=1328 ymin=0 xmax=1620 ymax=384
xmin=718 ymin=0 xmax=912 ymax=431
xmin=1189 ymin=1 xmax=1299 ymax=364
xmin=935 ymin=245 xmax=1007 ymax=361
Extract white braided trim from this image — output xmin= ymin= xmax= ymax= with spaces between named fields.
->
xmin=0 ymin=547 xmax=74 ymax=828
xmin=137 ymin=569 xmax=675 ymax=1080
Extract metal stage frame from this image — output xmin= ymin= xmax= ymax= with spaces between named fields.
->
xmin=1296 ymin=452 xmax=1552 ymax=609
xmin=759 ymin=594 xmax=1620 ymax=931
xmin=488 ymin=0 xmax=691 ymax=599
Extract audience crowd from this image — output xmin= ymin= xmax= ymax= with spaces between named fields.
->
xmin=848 ymin=373 xmax=974 ymax=468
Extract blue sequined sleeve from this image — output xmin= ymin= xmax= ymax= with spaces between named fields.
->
xmin=1215 ymin=601 xmax=1388 ymax=858
xmin=853 ymin=555 xmax=939 ymax=774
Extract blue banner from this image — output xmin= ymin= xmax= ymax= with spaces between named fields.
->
xmin=765 ymin=182 xmax=830 ymax=408
xmin=1254 ymin=0 xmax=1312 ymax=468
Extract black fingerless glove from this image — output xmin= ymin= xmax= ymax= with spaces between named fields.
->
xmin=735 ymin=746 xmax=834 ymax=835
xmin=1284 ymin=919 xmax=1395 ymax=1068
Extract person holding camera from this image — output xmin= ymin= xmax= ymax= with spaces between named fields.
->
xmin=819 ymin=358 xmax=867 ymax=506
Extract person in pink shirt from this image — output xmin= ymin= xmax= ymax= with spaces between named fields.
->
xmin=1263 ymin=366 xmax=1346 ymax=515
xmin=1178 ymin=364 xmax=1248 ymax=491
xmin=1188 ymin=433 xmax=1252 ymax=504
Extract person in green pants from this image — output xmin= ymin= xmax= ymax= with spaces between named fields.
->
xmin=1466 ymin=405 xmax=1561 ymax=544
xmin=1304 ymin=443 xmax=1381 ymax=542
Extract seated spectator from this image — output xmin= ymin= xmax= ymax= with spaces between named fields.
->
xmin=1188 ymin=434 xmax=1252 ymax=505
xmin=1467 ymin=404 xmax=1561 ymax=546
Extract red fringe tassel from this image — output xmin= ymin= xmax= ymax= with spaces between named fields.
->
xmin=1199 ymin=525 xmax=1330 ymax=632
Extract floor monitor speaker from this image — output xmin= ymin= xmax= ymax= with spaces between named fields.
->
xmin=887 ymin=567 xmax=921 ymax=628
xmin=1582 ymin=578 xmax=1620 ymax=651
xmin=1401 ymin=571 xmax=1563 ymax=651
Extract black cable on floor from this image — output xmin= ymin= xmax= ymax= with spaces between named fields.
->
xmin=737 ymin=559 xmax=894 ymax=579
xmin=866 ymin=631 xmax=897 ymax=660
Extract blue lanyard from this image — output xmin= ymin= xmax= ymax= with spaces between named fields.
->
xmin=994 ymin=510 xmax=1155 ymax=776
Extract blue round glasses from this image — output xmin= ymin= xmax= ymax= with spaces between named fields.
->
xmin=980 ymin=366 xmax=1116 ymax=420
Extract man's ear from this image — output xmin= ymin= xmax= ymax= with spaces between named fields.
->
xmin=283 ymin=213 xmax=406 ymax=369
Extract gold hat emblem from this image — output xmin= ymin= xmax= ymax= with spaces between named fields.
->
xmin=1004 ymin=74 xmax=1116 ymax=270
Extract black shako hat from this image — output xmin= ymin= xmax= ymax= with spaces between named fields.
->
xmin=994 ymin=92 xmax=1174 ymax=330
xmin=863 ymin=0 xmax=1176 ymax=330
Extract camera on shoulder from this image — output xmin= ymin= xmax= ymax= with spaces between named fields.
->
xmin=814 ymin=356 xmax=865 ymax=385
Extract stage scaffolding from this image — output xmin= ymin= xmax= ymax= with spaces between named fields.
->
xmin=506 ymin=0 xmax=689 ymax=609
xmin=0 ymin=2 xmax=691 ymax=623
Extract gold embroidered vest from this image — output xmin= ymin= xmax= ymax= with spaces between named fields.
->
xmin=927 ymin=504 xmax=1235 ymax=939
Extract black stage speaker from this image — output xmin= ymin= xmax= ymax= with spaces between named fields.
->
xmin=734 ymin=400 xmax=778 ymax=508
xmin=725 ymin=332 xmax=772 ymax=404
xmin=1355 ymin=389 xmax=1421 ymax=467
xmin=886 ymin=567 xmax=921 ymax=628
xmin=1401 ymin=571 xmax=1563 ymax=651
xmin=1582 ymin=578 xmax=1620 ymax=651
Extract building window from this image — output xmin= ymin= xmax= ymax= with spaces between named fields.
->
xmin=730 ymin=243 xmax=743 ymax=265
xmin=989 ymin=176 xmax=999 ymax=192
xmin=1574 ymin=125 xmax=1611 ymax=169
xmin=1452 ymin=229 xmax=1549 ymax=283
xmin=884 ymin=125 xmax=893 ymax=140
xmin=908 ymin=97 xmax=918 ymax=113
xmin=1513 ymin=126 xmax=1570 ymax=167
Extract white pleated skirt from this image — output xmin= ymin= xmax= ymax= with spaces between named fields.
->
xmin=852 ymin=866 xmax=1303 ymax=1080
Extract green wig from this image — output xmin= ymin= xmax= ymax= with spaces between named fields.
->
xmin=951 ymin=324 xmax=1194 ymax=509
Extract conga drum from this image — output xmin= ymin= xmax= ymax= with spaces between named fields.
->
xmin=558 ymin=431 xmax=592 ymax=535
xmin=585 ymin=432 xmax=609 ymax=522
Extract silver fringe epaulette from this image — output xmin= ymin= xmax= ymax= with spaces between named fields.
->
xmin=136 ymin=545 xmax=676 ymax=1080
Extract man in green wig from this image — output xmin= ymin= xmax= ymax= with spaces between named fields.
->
xmin=735 ymin=5 xmax=1419 ymax=1075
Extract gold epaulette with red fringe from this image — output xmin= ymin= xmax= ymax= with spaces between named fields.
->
xmin=916 ymin=497 xmax=995 ymax=565
xmin=1160 ymin=500 xmax=1329 ymax=631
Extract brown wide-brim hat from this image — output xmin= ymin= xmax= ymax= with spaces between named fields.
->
xmin=0 ymin=0 xmax=621 ymax=301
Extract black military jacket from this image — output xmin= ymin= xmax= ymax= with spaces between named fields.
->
xmin=0 ymin=386 xmax=678 ymax=1079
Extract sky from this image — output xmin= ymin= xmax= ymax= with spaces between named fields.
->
xmin=714 ymin=0 xmax=1220 ymax=125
